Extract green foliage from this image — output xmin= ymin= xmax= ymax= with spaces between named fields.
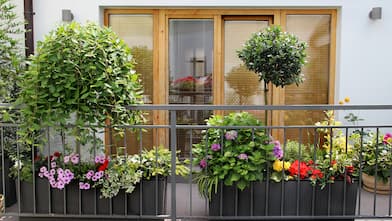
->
xmin=283 ymin=140 xmax=314 ymax=162
xmin=237 ymin=25 xmax=307 ymax=88
xmin=97 ymin=146 xmax=189 ymax=198
xmin=16 ymin=22 xmax=145 ymax=149
xmin=136 ymin=146 xmax=190 ymax=180
xmin=193 ymin=112 xmax=274 ymax=198
xmin=96 ymin=154 xmax=143 ymax=198
xmin=352 ymin=132 xmax=392 ymax=183
xmin=0 ymin=0 xmax=24 ymax=103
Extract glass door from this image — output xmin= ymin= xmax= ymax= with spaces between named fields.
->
xmin=223 ymin=16 xmax=272 ymax=122
xmin=168 ymin=19 xmax=214 ymax=156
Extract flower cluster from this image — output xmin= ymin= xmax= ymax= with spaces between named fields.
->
xmin=193 ymin=112 xmax=276 ymax=196
xmin=172 ymin=75 xmax=212 ymax=91
xmin=38 ymin=152 xmax=76 ymax=190
xmin=79 ymin=154 xmax=109 ymax=190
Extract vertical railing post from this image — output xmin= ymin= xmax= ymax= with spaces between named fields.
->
xmin=170 ymin=110 xmax=177 ymax=221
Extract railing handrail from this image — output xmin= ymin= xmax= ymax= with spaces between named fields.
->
xmin=2 ymin=103 xmax=392 ymax=111
xmin=126 ymin=104 xmax=392 ymax=111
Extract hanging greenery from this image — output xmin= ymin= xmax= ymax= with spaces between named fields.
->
xmin=17 ymin=22 xmax=145 ymax=148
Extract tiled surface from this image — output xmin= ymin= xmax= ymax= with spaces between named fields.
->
xmin=2 ymin=184 xmax=392 ymax=220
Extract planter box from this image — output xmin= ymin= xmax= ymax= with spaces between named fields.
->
xmin=19 ymin=177 xmax=166 ymax=218
xmin=209 ymin=180 xmax=358 ymax=218
xmin=0 ymin=156 xmax=17 ymax=207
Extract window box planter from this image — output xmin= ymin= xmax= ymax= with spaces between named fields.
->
xmin=18 ymin=177 xmax=166 ymax=219
xmin=209 ymin=180 xmax=357 ymax=218
xmin=0 ymin=156 xmax=16 ymax=207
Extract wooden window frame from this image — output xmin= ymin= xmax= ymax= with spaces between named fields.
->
xmin=103 ymin=8 xmax=337 ymax=147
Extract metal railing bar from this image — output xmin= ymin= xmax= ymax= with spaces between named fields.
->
xmin=126 ymin=104 xmax=392 ymax=111
xmin=170 ymin=110 xmax=177 ymax=221
xmin=189 ymin=128 xmax=193 ymax=217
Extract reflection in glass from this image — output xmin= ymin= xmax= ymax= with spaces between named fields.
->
xmin=284 ymin=15 xmax=331 ymax=142
xmin=169 ymin=19 xmax=214 ymax=156
xmin=109 ymin=14 xmax=154 ymax=153
xmin=224 ymin=20 xmax=269 ymax=120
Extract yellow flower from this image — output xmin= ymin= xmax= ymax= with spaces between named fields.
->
xmin=344 ymin=97 xmax=350 ymax=103
xmin=338 ymin=100 xmax=344 ymax=105
xmin=284 ymin=161 xmax=291 ymax=170
xmin=273 ymin=160 xmax=283 ymax=172
xmin=273 ymin=160 xmax=291 ymax=172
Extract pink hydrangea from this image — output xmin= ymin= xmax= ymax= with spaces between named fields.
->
xmin=211 ymin=143 xmax=221 ymax=151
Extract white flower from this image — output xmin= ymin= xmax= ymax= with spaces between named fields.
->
xmin=14 ymin=160 xmax=23 ymax=169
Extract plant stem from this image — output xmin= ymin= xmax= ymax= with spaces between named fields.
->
xmin=264 ymin=81 xmax=269 ymax=126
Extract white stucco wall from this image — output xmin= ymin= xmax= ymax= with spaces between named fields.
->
xmin=30 ymin=0 xmax=392 ymax=125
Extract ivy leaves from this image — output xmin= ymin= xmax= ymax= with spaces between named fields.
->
xmin=237 ymin=25 xmax=307 ymax=88
xmin=17 ymin=22 xmax=145 ymax=148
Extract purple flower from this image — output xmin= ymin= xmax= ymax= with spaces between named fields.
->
xmin=86 ymin=170 xmax=94 ymax=179
xmin=50 ymin=169 xmax=56 ymax=175
xmin=238 ymin=153 xmax=248 ymax=160
xmin=57 ymin=168 xmax=64 ymax=175
xmin=199 ymin=159 xmax=207 ymax=169
xmin=83 ymin=183 xmax=90 ymax=190
xmin=272 ymin=141 xmax=283 ymax=159
xmin=79 ymin=182 xmax=85 ymax=189
xmin=57 ymin=181 xmax=65 ymax=189
xmin=225 ymin=130 xmax=238 ymax=140
xmin=71 ymin=154 xmax=79 ymax=164
xmin=50 ymin=162 xmax=56 ymax=168
xmin=211 ymin=143 xmax=221 ymax=152
xmin=49 ymin=179 xmax=56 ymax=187
xmin=40 ymin=166 xmax=47 ymax=173
xmin=63 ymin=156 xmax=70 ymax=163
xmin=43 ymin=171 xmax=50 ymax=178
xmin=95 ymin=155 xmax=105 ymax=164
xmin=96 ymin=171 xmax=104 ymax=179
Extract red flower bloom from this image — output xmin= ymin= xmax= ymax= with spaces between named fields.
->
xmin=345 ymin=165 xmax=354 ymax=174
xmin=288 ymin=160 xmax=310 ymax=179
xmin=98 ymin=159 xmax=109 ymax=171
xmin=53 ymin=152 xmax=61 ymax=157
xmin=311 ymin=168 xmax=323 ymax=179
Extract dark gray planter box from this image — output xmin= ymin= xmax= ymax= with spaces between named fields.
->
xmin=19 ymin=177 xmax=166 ymax=219
xmin=209 ymin=180 xmax=358 ymax=218
xmin=0 ymin=156 xmax=17 ymax=207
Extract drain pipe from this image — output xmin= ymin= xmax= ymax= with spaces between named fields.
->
xmin=24 ymin=0 xmax=34 ymax=56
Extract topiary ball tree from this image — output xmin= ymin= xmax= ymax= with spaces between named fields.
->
xmin=17 ymin=22 xmax=145 ymax=149
xmin=237 ymin=25 xmax=307 ymax=124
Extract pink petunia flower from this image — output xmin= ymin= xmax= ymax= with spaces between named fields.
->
xmin=383 ymin=133 xmax=392 ymax=145
xmin=211 ymin=143 xmax=221 ymax=152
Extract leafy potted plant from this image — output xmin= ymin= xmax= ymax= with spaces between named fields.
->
xmin=0 ymin=0 xmax=25 ymax=207
xmin=16 ymin=21 xmax=145 ymax=154
xmin=352 ymin=132 xmax=392 ymax=194
xmin=237 ymin=25 xmax=307 ymax=124
xmin=193 ymin=112 xmax=278 ymax=216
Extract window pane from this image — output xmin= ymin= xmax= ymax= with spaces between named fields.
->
xmin=168 ymin=19 xmax=214 ymax=156
xmin=109 ymin=14 xmax=154 ymax=153
xmin=284 ymin=15 xmax=331 ymax=142
xmin=224 ymin=20 xmax=269 ymax=121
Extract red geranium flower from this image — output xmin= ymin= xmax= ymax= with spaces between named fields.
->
xmin=288 ymin=160 xmax=311 ymax=179
xmin=98 ymin=159 xmax=109 ymax=171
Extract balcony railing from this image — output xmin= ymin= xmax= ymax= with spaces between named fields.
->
xmin=1 ymin=104 xmax=392 ymax=220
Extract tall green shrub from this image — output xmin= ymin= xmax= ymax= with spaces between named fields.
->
xmin=17 ymin=22 xmax=145 ymax=149
xmin=0 ymin=0 xmax=24 ymax=103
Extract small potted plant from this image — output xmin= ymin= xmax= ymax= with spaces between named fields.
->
xmin=353 ymin=132 xmax=392 ymax=194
